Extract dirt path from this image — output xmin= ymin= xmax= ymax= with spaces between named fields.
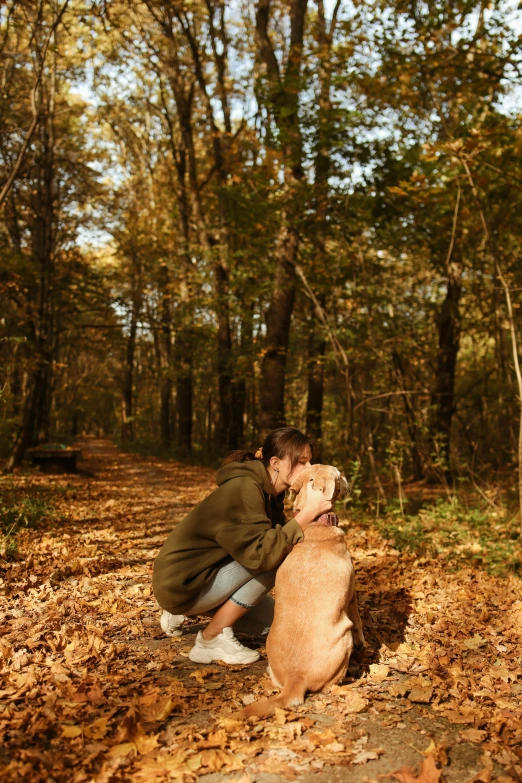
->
xmin=1 ymin=440 xmax=521 ymax=782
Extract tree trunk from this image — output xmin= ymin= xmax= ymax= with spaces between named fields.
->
xmin=162 ymin=42 xmax=235 ymax=451
xmin=231 ymin=380 xmax=246 ymax=448
xmin=160 ymin=104 xmax=194 ymax=455
xmin=303 ymin=2 xmax=342 ymax=449
xmin=150 ymin=7 xmax=237 ymax=452
xmin=306 ymin=320 xmax=326 ymax=446
xmin=122 ymin=298 xmax=139 ymax=442
xmin=175 ymin=330 xmax=193 ymax=456
xmin=256 ymin=0 xmax=308 ymax=436
xmin=214 ymin=262 xmax=235 ymax=450
xmin=231 ymin=303 xmax=254 ymax=447
xmin=259 ymin=225 xmax=298 ymax=433
xmin=159 ymin=376 xmax=171 ymax=448
xmin=159 ymin=265 xmax=172 ymax=449
xmin=174 ymin=157 xmax=194 ymax=456
xmin=31 ymin=57 xmax=55 ymax=446
xmin=392 ymin=349 xmax=425 ymax=481
xmin=430 ymin=257 xmax=463 ymax=480
xmin=34 ymin=361 xmax=52 ymax=443
xmin=3 ymin=368 xmax=43 ymax=473
xmin=71 ymin=407 xmax=79 ymax=439
xmin=4 ymin=41 xmax=56 ymax=471
xmin=305 ymin=294 xmax=326 ymax=446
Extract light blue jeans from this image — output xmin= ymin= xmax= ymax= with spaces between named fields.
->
xmin=187 ymin=559 xmax=277 ymax=636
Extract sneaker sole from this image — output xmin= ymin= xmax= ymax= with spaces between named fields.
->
xmin=188 ymin=648 xmax=260 ymax=665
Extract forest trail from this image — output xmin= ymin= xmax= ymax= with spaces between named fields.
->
xmin=1 ymin=440 xmax=521 ymax=783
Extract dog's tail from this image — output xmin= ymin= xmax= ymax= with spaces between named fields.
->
xmin=240 ymin=676 xmax=307 ymax=719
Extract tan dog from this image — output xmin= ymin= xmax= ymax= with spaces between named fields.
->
xmin=242 ymin=465 xmax=364 ymax=718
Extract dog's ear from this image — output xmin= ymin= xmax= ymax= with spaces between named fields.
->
xmin=328 ymin=471 xmax=347 ymax=502
xmin=323 ymin=476 xmax=337 ymax=501
xmin=337 ymin=474 xmax=350 ymax=500
xmin=310 ymin=465 xmax=342 ymax=500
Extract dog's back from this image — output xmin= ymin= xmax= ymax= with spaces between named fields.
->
xmin=242 ymin=523 xmax=355 ymax=717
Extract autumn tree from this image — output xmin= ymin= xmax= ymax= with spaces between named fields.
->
xmin=349 ymin=0 xmax=522 ymax=478
xmin=1 ymin=1 xmax=105 ymax=471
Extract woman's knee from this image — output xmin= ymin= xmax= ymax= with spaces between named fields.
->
xmin=254 ymin=568 xmax=277 ymax=590
xmin=230 ymin=569 xmax=276 ymax=608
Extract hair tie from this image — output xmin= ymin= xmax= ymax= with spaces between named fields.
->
xmin=254 ymin=447 xmax=263 ymax=459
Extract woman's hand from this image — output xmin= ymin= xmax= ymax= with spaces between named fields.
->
xmin=294 ymin=481 xmax=333 ymax=530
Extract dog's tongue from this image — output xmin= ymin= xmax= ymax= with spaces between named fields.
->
xmin=316 ymin=513 xmax=338 ymax=526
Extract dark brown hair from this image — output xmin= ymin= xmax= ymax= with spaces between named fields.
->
xmin=222 ymin=427 xmax=313 ymax=468
xmin=222 ymin=449 xmax=257 ymax=465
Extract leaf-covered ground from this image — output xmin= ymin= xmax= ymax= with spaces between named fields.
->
xmin=1 ymin=439 xmax=521 ymax=783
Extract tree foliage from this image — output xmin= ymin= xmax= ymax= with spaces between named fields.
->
xmin=1 ymin=0 xmax=522 ymax=492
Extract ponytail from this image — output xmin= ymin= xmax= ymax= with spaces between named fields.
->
xmin=222 ymin=449 xmax=257 ymax=466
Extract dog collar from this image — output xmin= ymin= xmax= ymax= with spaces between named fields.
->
xmin=315 ymin=513 xmax=339 ymax=526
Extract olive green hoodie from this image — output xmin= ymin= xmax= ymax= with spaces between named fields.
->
xmin=152 ymin=460 xmax=304 ymax=613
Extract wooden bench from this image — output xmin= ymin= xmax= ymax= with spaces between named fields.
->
xmin=27 ymin=445 xmax=82 ymax=474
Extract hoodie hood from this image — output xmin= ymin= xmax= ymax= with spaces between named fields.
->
xmin=216 ymin=459 xmax=273 ymax=495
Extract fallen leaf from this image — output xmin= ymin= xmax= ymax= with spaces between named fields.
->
xmin=84 ymin=717 xmax=109 ymax=740
xmin=460 ymin=728 xmax=487 ymax=743
xmin=493 ymin=697 xmax=520 ymax=710
xmin=408 ymin=686 xmax=433 ymax=703
xmin=154 ymin=697 xmax=183 ymax=722
xmin=352 ymin=749 xmax=381 ymax=764
xmin=465 ymin=769 xmax=492 ymax=783
xmin=107 ymin=741 xmax=136 ymax=758
xmin=396 ymin=643 xmax=417 ymax=657
xmin=324 ymin=741 xmax=346 ymax=753
xmin=389 ymin=681 xmax=411 ymax=697
xmin=307 ymin=729 xmax=338 ymax=748
xmin=61 ymin=724 xmax=83 ymax=738
xmin=391 ymin=754 xmax=441 ymax=783
xmin=115 ymin=704 xmax=142 ymax=742
xmin=369 ymin=663 xmax=390 ymax=683
xmin=493 ymin=748 xmax=519 ymax=767
xmin=421 ymin=740 xmax=448 ymax=766
xmin=198 ymin=729 xmax=228 ymax=748
xmin=440 ymin=709 xmax=475 ymax=725
xmin=219 ymin=717 xmax=243 ymax=731
xmin=185 ymin=752 xmax=203 ymax=772
xmin=200 ymin=749 xmax=243 ymax=772
xmin=190 ymin=668 xmax=219 ymax=685
xmin=462 ymin=635 xmax=487 ymax=650
xmin=135 ymin=733 xmax=160 ymax=754
xmin=330 ymin=687 xmax=369 ymax=713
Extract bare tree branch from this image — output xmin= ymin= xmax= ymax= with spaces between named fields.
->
xmin=0 ymin=0 xmax=71 ymax=209
xmin=255 ymin=0 xmax=281 ymax=84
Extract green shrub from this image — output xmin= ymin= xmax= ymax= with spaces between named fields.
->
xmin=0 ymin=493 xmax=56 ymax=561
xmin=375 ymin=497 xmax=521 ymax=576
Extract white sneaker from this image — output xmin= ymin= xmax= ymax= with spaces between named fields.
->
xmin=160 ymin=611 xmax=185 ymax=637
xmin=188 ymin=627 xmax=260 ymax=665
